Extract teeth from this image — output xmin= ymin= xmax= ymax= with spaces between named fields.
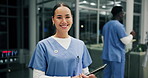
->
xmin=61 ymin=26 xmax=67 ymax=27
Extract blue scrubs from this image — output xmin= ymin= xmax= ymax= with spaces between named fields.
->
xmin=102 ymin=20 xmax=127 ymax=78
xmin=28 ymin=37 xmax=92 ymax=77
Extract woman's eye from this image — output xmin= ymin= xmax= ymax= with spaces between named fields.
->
xmin=66 ymin=17 xmax=70 ymax=18
xmin=57 ymin=17 xmax=62 ymax=19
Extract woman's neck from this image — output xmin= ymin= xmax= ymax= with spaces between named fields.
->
xmin=53 ymin=33 xmax=69 ymax=38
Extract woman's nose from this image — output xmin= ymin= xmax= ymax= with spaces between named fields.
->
xmin=61 ymin=18 xmax=67 ymax=24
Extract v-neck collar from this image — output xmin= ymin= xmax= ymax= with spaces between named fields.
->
xmin=50 ymin=37 xmax=73 ymax=51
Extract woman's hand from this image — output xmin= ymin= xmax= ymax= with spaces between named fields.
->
xmin=71 ymin=75 xmax=82 ymax=78
xmin=81 ymin=74 xmax=97 ymax=78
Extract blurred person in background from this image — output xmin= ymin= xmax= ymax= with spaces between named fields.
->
xmin=101 ymin=6 xmax=136 ymax=78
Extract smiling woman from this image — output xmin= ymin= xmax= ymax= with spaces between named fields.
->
xmin=52 ymin=4 xmax=73 ymax=38
xmin=28 ymin=3 xmax=96 ymax=78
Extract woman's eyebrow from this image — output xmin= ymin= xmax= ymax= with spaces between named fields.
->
xmin=65 ymin=14 xmax=70 ymax=16
xmin=56 ymin=14 xmax=70 ymax=16
xmin=56 ymin=15 xmax=62 ymax=16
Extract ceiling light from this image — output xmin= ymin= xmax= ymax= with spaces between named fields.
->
xmin=102 ymin=5 xmax=106 ymax=8
xmin=82 ymin=0 xmax=88 ymax=4
xmin=90 ymin=3 xmax=96 ymax=6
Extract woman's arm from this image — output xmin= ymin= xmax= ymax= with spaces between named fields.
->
xmin=82 ymin=67 xmax=90 ymax=75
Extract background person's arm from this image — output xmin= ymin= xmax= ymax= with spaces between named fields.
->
xmin=120 ymin=30 xmax=136 ymax=45
xmin=120 ymin=35 xmax=133 ymax=45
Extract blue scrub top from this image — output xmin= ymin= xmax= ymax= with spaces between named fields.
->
xmin=28 ymin=37 xmax=92 ymax=76
xmin=102 ymin=20 xmax=127 ymax=62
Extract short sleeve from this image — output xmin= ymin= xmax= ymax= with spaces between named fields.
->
xmin=28 ymin=42 xmax=47 ymax=72
xmin=116 ymin=24 xmax=127 ymax=39
xmin=82 ymin=44 xmax=92 ymax=68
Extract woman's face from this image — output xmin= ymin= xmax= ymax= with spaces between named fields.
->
xmin=52 ymin=6 xmax=73 ymax=33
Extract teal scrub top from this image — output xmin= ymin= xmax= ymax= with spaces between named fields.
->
xmin=102 ymin=20 xmax=127 ymax=62
xmin=28 ymin=37 xmax=92 ymax=76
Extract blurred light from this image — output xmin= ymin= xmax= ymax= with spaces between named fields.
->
xmin=82 ymin=0 xmax=88 ymax=4
xmin=81 ymin=25 xmax=84 ymax=28
xmin=116 ymin=1 xmax=121 ymax=4
xmin=108 ymin=1 xmax=114 ymax=5
xmin=102 ymin=5 xmax=106 ymax=8
xmin=107 ymin=1 xmax=121 ymax=5
xmin=38 ymin=8 xmax=40 ymax=10
xmin=90 ymin=3 xmax=96 ymax=6
xmin=115 ymin=4 xmax=121 ymax=6
xmin=115 ymin=1 xmax=121 ymax=6
xmin=100 ymin=11 xmax=110 ymax=15
xmin=79 ymin=0 xmax=89 ymax=4
xmin=100 ymin=11 xmax=106 ymax=15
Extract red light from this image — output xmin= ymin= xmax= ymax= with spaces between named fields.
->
xmin=2 ymin=51 xmax=12 ymax=53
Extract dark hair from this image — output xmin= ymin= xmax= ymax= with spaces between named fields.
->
xmin=52 ymin=3 xmax=72 ymax=17
xmin=111 ymin=6 xmax=123 ymax=17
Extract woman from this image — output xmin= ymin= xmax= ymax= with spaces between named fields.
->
xmin=28 ymin=3 xmax=96 ymax=78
